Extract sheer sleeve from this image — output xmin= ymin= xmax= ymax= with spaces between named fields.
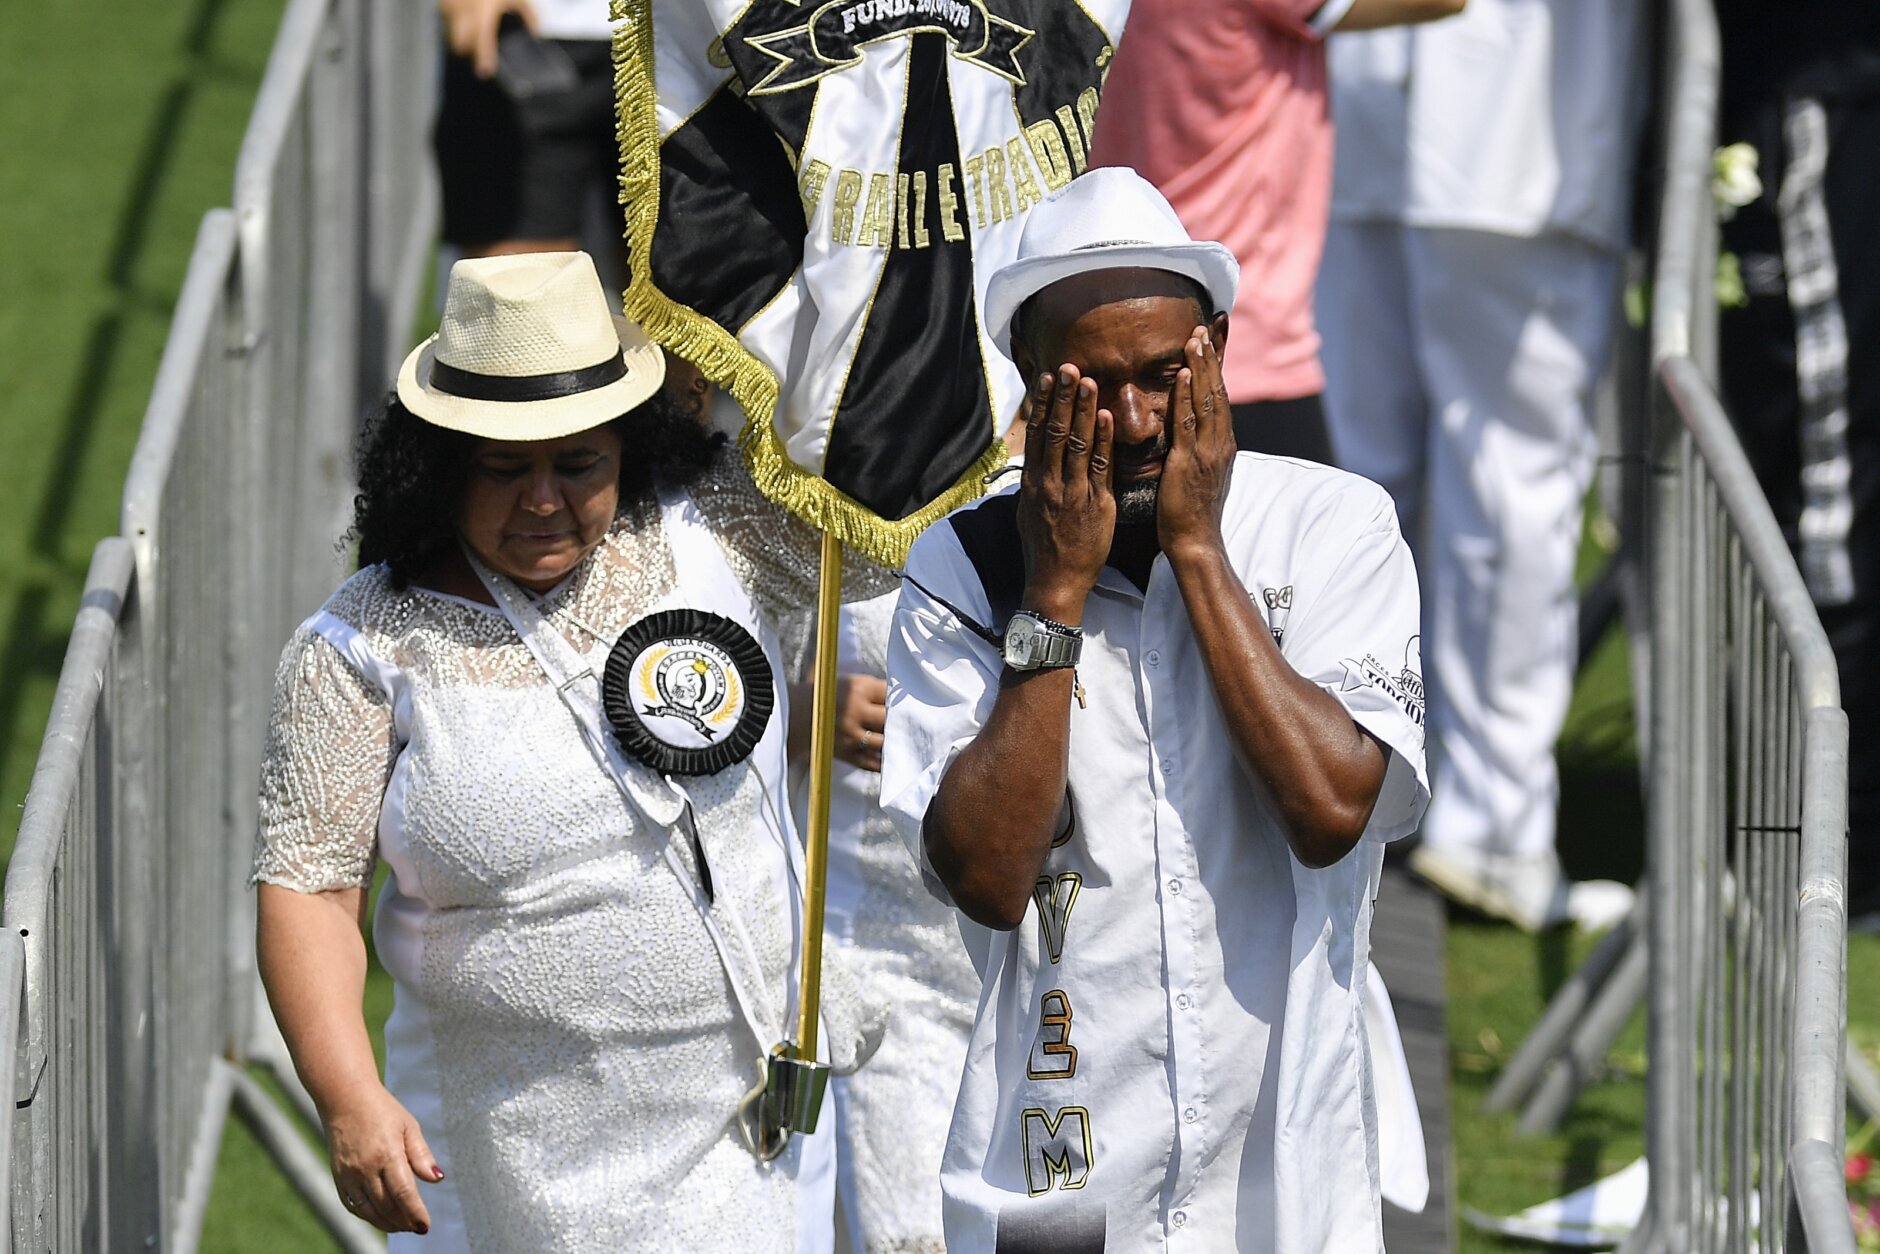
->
xmin=688 ymin=455 xmax=899 ymax=638
xmin=252 ymin=623 xmax=396 ymax=893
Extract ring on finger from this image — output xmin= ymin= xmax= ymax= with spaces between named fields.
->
xmin=860 ymin=729 xmax=874 ymax=749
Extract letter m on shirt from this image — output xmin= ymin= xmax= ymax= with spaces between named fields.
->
xmin=1021 ymin=1106 xmax=1093 ymax=1195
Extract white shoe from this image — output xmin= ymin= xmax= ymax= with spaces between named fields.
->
xmin=1409 ymin=844 xmax=1635 ymax=933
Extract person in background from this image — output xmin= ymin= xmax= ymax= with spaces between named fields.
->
xmin=1318 ymin=0 xmax=1646 ymax=931
xmin=435 ymin=0 xmax=718 ymax=428
xmin=435 ymin=0 xmax=616 ymax=260
xmin=784 ymin=597 xmax=980 ymax=1254
xmin=1089 ymin=0 xmax=1464 ymax=466
xmin=883 ymin=168 xmax=1429 ymax=1251
xmin=1715 ymin=2 xmax=1880 ymax=928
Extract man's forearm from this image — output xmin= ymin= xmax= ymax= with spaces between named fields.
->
xmin=1168 ymin=545 xmax=1386 ymax=867
xmin=925 ymin=662 xmax=1078 ymax=929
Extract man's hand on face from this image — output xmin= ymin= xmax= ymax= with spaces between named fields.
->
xmin=1157 ymin=326 xmax=1236 ymax=565
xmin=1017 ymin=366 xmax=1116 ymax=622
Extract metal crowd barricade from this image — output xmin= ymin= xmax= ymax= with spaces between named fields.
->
xmin=1631 ymin=0 xmax=1856 ymax=1250
xmin=5 ymin=539 xmax=138 ymax=1254
xmin=2 ymin=0 xmax=436 ymax=1249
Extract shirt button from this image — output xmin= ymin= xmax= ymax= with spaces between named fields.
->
xmin=1176 ymin=993 xmax=1192 ymax=1011
xmin=1172 ymin=1210 xmax=1188 ymax=1228
xmin=1167 ymin=878 xmax=1183 ymax=896
xmin=1146 ymin=649 xmax=1161 ymax=667
xmin=1183 ymin=1106 xmax=1199 ymax=1124
xmin=1160 ymin=756 xmax=1174 ymax=773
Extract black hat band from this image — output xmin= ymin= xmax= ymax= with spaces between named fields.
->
xmin=429 ymin=350 xmax=627 ymax=403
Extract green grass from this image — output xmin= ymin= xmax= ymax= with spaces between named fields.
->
xmin=1446 ymin=547 xmax=1880 ymax=1250
xmin=0 ymin=0 xmax=288 ymax=858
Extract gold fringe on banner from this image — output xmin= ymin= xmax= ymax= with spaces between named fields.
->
xmin=611 ymin=0 xmax=1003 ymax=570
xmin=739 ymin=419 xmax=1009 ymax=570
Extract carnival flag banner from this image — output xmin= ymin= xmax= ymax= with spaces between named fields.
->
xmin=613 ymin=0 xmax=1131 ymax=567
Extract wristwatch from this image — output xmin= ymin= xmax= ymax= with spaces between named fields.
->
xmin=1003 ymin=611 xmax=1083 ymax=671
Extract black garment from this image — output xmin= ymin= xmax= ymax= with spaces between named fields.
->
xmin=1230 ymin=394 xmax=1334 ymax=465
xmin=435 ymin=34 xmax=621 ymax=248
xmin=1718 ymin=62 xmax=1880 ymax=914
xmin=1716 ymin=0 xmax=1880 ymax=134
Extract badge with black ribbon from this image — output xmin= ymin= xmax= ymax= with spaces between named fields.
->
xmin=603 ymin=608 xmax=776 ymax=777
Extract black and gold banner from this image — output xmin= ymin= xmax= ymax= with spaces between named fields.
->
xmin=614 ymin=0 xmax=1127 ymax=566
xmin=744 ymin=0 xmax=1033 ymax=94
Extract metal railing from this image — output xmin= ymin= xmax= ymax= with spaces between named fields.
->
xmin=2 ymin=0 xmax=436 ymax=1249
xmin=1634 ymin=0 xmax=1855 ymax=1250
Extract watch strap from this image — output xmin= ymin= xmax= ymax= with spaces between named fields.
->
xmin=1029 ymin=629 xmax=1082 ymax=668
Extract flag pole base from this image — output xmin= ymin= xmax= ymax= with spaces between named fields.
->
xmin=737 ymin=1041 xmax=831 ymax=1160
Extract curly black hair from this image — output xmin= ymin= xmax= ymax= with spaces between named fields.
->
xmin=353 ymin=391 xmax=725 ymax=588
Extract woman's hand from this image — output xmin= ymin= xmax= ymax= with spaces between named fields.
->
xmin=788 ymin=674 xmax=887 ymax=773
xmin=324 ymin=1085 xmax=444 ymax=1235
xmin=257 ymin=885 xmax=437 ymax=1231
xmin=832 ymin=674 xmax=887 ymax=772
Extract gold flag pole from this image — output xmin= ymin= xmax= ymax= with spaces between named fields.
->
xmin=796 ymin=529 xmax=844 ymax=1059
xmin=749 ymin=530 xmax=842 ymax=1153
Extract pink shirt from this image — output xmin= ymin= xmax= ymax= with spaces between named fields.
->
xmin=1091 ymin=0 xmax=1340 ymax=403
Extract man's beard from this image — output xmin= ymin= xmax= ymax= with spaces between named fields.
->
xmin=1116 ymin=479 xmax=1159 ymax=527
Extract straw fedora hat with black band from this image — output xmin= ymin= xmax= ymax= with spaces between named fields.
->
xmin=397 ymin=251 xmax=666 ymax=441
xmin=983 ymin=167 xmax=1240 ymax=362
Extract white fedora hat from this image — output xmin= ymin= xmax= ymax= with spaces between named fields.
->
xmin=983 ymin=167 xmax=1240 ymax=361
xmin=396 ymin=251 xmax=666 ymax=441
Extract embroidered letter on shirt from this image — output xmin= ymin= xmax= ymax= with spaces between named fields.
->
xmin=1032 ymin=873 xmax=1082 ymax=964
xmin=1026 ymin=990 xmax=1079 ymax=1080
xmin=1262 ymin=584 xmax=1293 ymax=647
xmin=1021 ymin=1106 xmax=1094 ymax=1195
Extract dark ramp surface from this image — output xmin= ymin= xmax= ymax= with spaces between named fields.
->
xmin=1375 ymin=864 xmax=1457 ymax=1253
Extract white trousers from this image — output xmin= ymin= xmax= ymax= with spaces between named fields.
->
xmin=1318 ymin=223 xmax=1617 ymax=861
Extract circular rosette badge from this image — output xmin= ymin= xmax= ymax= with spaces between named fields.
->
xmin=603 ymin=609 xmax=775 ymax=776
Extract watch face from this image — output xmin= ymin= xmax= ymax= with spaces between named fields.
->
xmin=1003 ymin=615 xmax=1037 ymax=668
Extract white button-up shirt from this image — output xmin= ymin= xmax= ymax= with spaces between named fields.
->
xmin=1328 ymin=0 xmax=1648 ymax=252
xmin=882 ymin=455 xmax=1429 ymax=1252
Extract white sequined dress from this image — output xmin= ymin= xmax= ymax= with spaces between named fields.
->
xmin=253 ymin=462 xmax=884 ymax=1254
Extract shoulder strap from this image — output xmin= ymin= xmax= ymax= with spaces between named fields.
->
xmin=926 ymin=491 xmax=1025 ymax=638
